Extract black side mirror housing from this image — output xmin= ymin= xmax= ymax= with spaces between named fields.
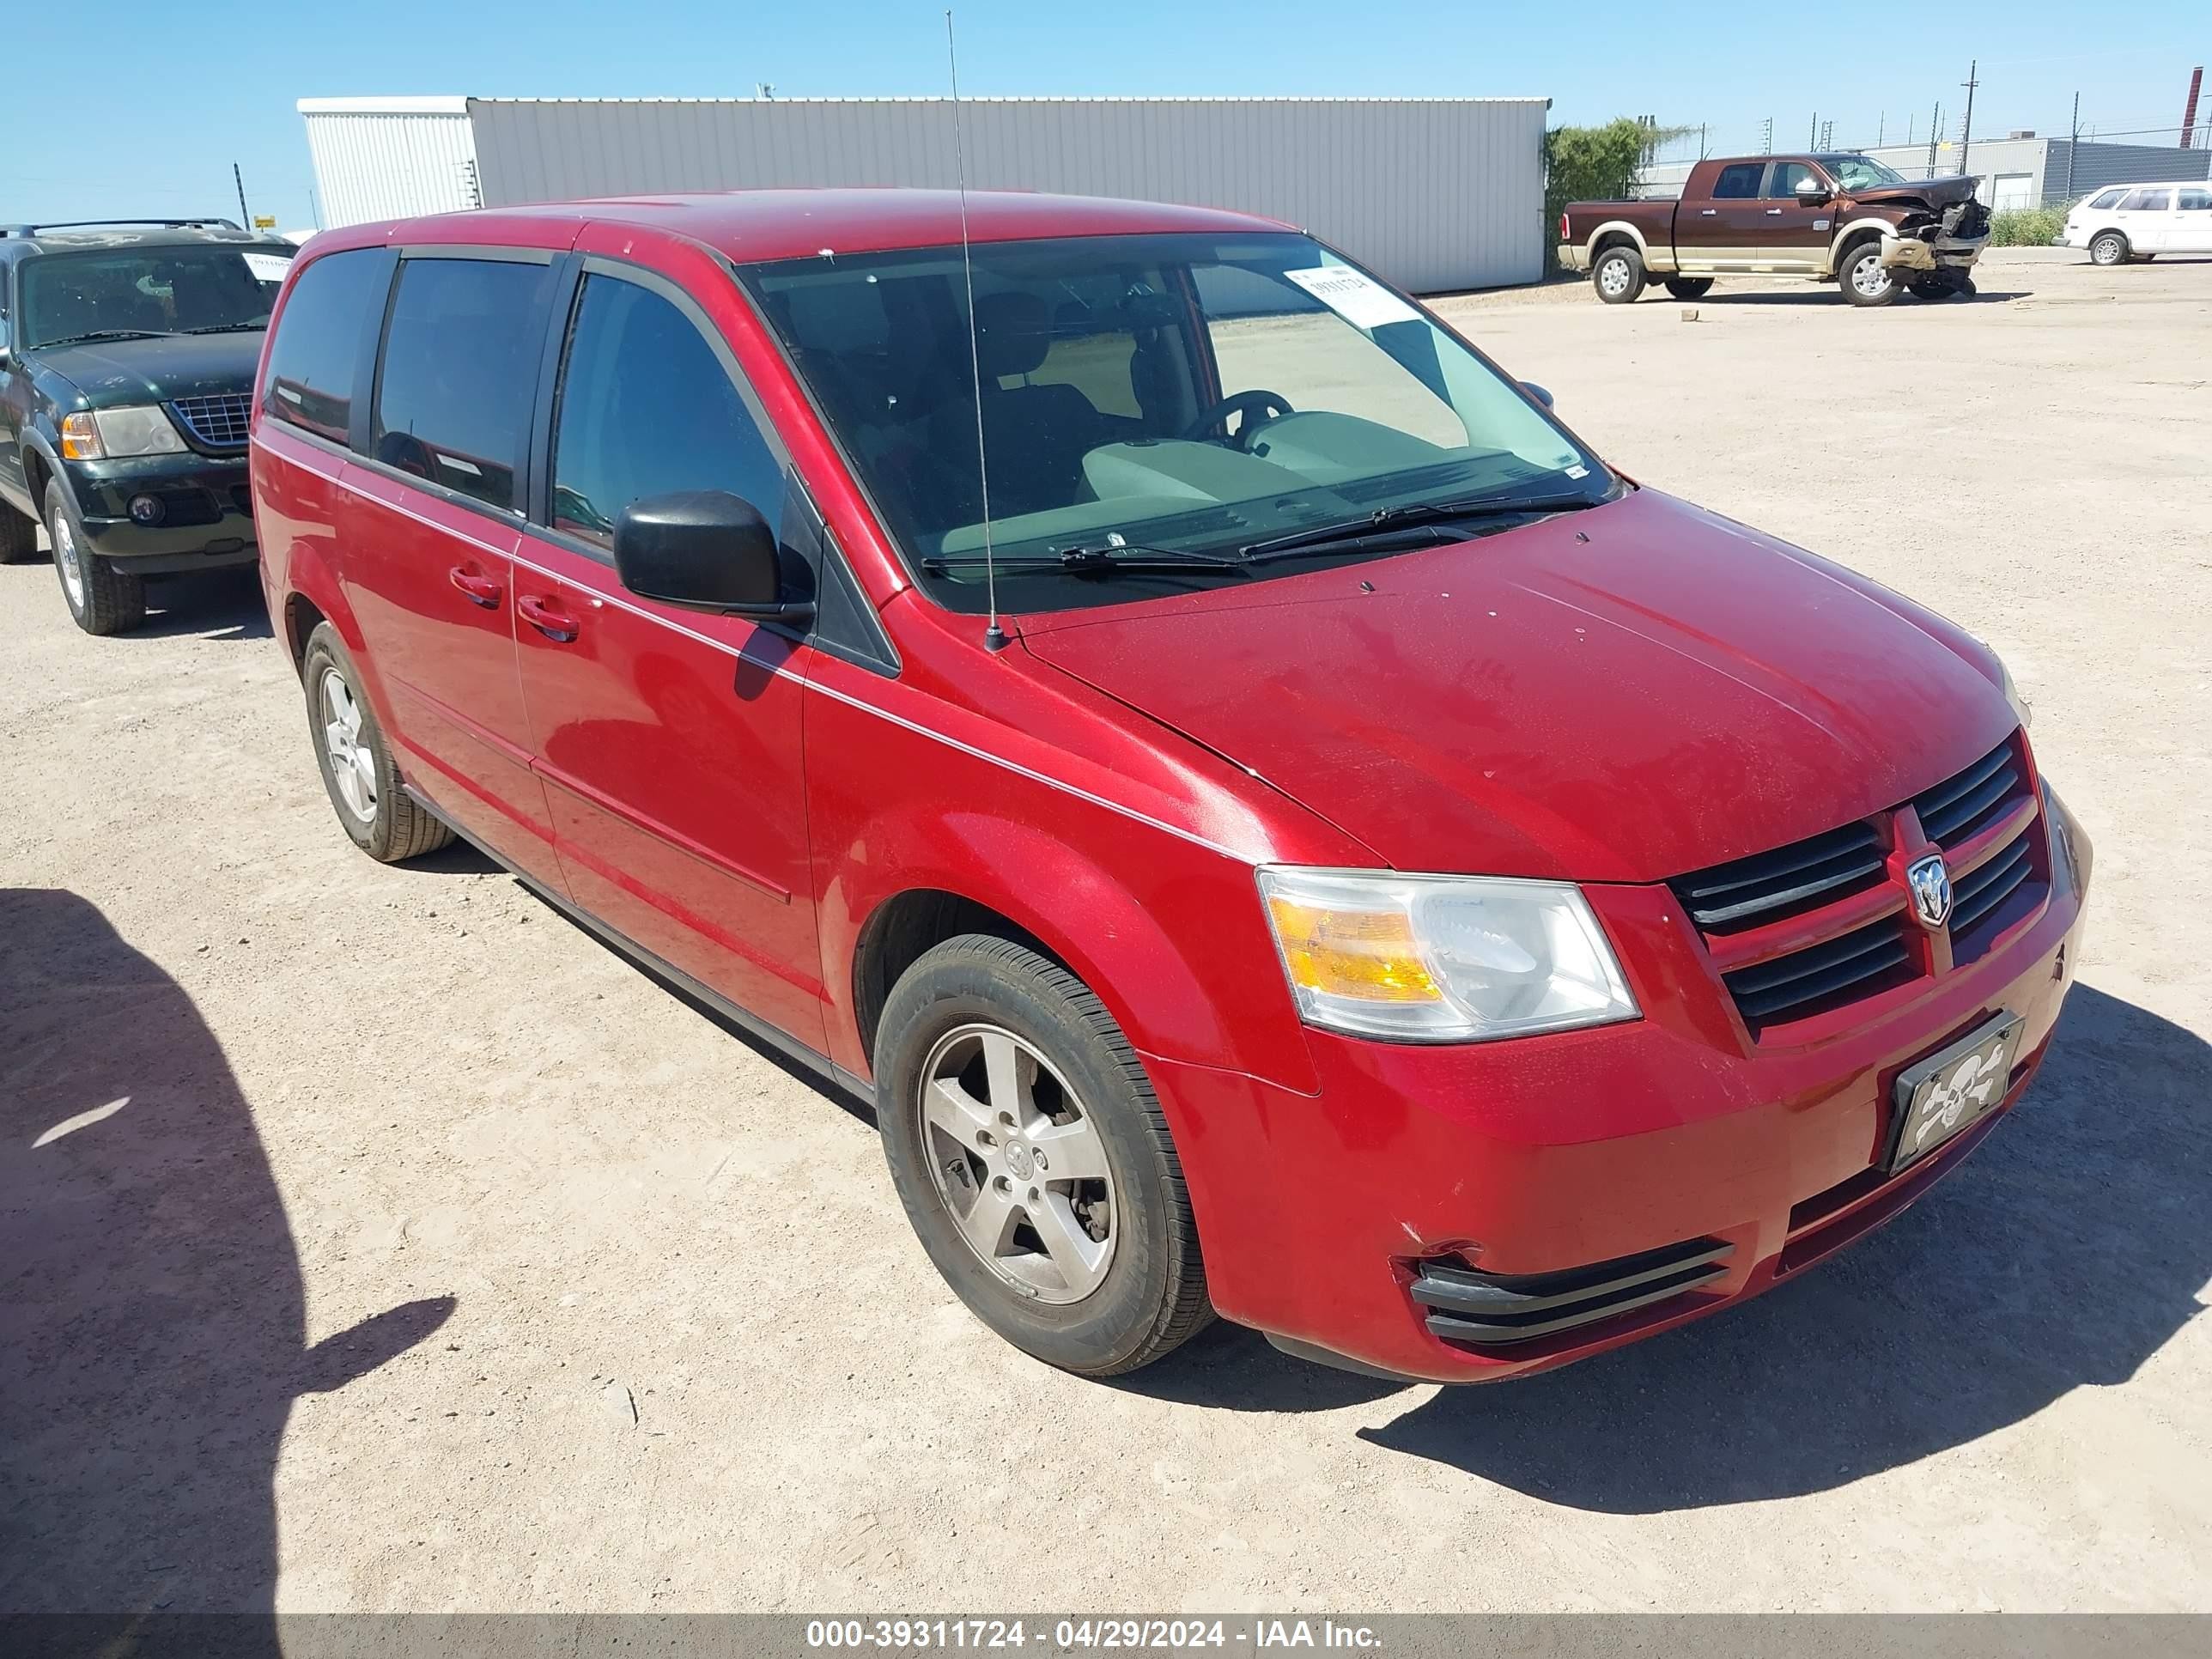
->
xmin=612 ymin=490 xmax=813 ymax=623
xmin=1796 ymin=178 xmax=1830 ymax=203
xmin=1521 ymin=381 xmax=1555 ymax=409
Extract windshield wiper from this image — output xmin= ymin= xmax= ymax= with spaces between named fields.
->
xmin=35 ymin=328 xmax=178 ymax=347
xmin=1238 ymin=491 xmax=1604 ymax=562
xmin=181 ymin=320 xmax=268 ymax=334
xmin=921 ymin=541 xmax=1252 ymax=579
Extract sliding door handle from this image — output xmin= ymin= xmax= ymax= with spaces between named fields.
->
xmin=518 ymin=593 xmax=580 ymax=643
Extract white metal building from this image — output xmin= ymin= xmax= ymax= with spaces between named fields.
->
xmin=299 ymin=94 xmax=1550 ymax=293
xmin=1633 ymin=135 xmax=2209 ymax=208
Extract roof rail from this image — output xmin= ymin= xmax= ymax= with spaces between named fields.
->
xmin=4 ymin=217 xmax=246 ymax=236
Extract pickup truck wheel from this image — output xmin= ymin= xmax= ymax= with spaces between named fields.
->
xmin=1662 ymin=276 xmax=1713 ymax=300
xmin=0 ymin=500 xmax=40 ymax=564
xmin=1592 ymin=246 xmax=1645 ymax=304
xmin=301 ymin=623 xmax=454 ymax=862
xmin=2088 ymin=230 xmax=2129 ymax=267
xmin=1841 ymin=241 xmax=1897 ymax=307
xmin=875 ymin=934 xmax=1212 ymax=1376
xmin=46 ymin=479 xmax=145 ymax=635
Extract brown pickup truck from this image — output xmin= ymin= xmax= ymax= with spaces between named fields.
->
xmin=1560 ymin=153 xmax=1992 ymax=307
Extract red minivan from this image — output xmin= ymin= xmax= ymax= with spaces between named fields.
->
xmin=252 ymin=191 xmax=2090 ymax=1383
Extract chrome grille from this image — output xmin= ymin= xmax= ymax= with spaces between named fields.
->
xmin=167 ymin=392 xmax=252 ymax=449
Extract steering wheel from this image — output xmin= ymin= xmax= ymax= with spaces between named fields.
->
xmin=1182 ymin=389 xmax=1295 ymax=448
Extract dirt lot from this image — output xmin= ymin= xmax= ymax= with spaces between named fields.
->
xmin=3 ymin=247 xmax=2209 ymax=1616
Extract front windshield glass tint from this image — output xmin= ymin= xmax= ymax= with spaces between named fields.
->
xmin=21 ymin=245 xmax=295 ymax=348
xmin=1821 ymin=155 xmax=1906 ymax=191
xmin=742 ymin=233 xmax=1606 ymax=614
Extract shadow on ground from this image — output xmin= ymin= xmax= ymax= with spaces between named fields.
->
xmin=0 ymin=890 xmax=453 ymax=1631
xmin=1126 ymin=984 xmax=2208 ymax=1512
xmin=1655 ymin=288 xmax=2029 ymax=307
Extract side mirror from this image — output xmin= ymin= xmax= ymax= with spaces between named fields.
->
xmin=1796 ymin=177 xmax=1830 ymax=202
xmin=1521 ymin=381 xmax=1554 ymax=409
xmin=612 ymin=490 xmax=813 ymax=623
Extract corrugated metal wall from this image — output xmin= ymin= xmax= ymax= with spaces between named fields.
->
xmin=300 ymin=100 xmax=483 ymax=229
xmin=2038 ymin=141 xmax=2210 ymax=204
xmin=459 ymin=97 xmax=1547 ymax=292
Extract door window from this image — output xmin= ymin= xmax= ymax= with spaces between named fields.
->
xmin=373 ymin=257 xmax=551 ymax=510
xmin=1765 ymin=162 xmax=1820 ymax=199
xmin=263 ymin=248 xmax=387 ymax=443
xmin=1710 ymin=164 xmax=1764 ymax=200
xmin=2116 ymin=188 xmax=2172 ymax=212
xmin=549 ymin=273 xmax=783 ymax=551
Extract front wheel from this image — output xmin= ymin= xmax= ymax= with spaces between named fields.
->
xmin=1662 ymin=276 xmax=1713 ymax=300
xmin=46 ymin=479 xmax=144 ymax=635
xmin=1841 ymin=242 xmax=1898 ymax=307
xmin=1591 ymin=246 xmax=1645 ymax=305
xmin=875 ymin=935 xmax=1211 ymax=1376
xmin=2088 ymin=230 xmax=2128 ymax=267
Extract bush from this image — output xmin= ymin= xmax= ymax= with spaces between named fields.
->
xmin=1988 ymin=206 xmax=2066 ymax=247
xmin=1543 ymin=118 xmax=1693 ymax=274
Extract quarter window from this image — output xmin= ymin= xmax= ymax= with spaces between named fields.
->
xmin=373 ymin=257 xmax=551 ymax=510
xmin=264 ymin=248 xmax=386 ymax=443
xmin=2087 ymin=188 xmax=2125 ymax=210
xmin=1710 ymin=164 xmax=1764 ymax=200
xmin=549 ymin=274 xmax=783 ymax=550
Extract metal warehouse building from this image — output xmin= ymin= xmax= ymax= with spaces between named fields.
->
xmin=298 ymin=94 xmax=1549 ymax=292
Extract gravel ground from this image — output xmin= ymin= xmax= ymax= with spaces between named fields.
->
xmin=3 ymin=246 xmax=2208 ymax=1617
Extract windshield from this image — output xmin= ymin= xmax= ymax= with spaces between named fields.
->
xmin=20 ymin=244 xmax=295 ymax=348
xmin=1820 ymin=155 xmax=1907 ymax=191
xmin=740 ymin=233 xmax=1610 ymax=613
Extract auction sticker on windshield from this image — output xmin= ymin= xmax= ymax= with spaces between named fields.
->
xmin=1282 ymin=265 xmax=1420 ymax=331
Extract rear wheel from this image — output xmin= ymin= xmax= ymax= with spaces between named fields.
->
xmin=1591 ymin=246 xmax=1645 ymax=305
xmin=301 ymin=622 xmax=453 ymax=862
xmin=1841 ymin=240 xmax=1897 ymax=307
xmin=1662 ymin=276 xmax=1713 ymax=300
xmin=875 ymin=935 xmax=1211 ymax=1376
xmin=2088 ymin=230 xmax=2128 ymax=267
xmin=46 ymin=479 xmax=144 ymax=635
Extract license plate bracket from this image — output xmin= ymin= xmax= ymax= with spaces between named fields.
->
xmin=1885 ymin=1012 xmax=2025 ymax=1174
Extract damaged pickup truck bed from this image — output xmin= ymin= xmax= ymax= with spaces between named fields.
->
xmin=1560 ymin=152 xmax=1991 ymax=307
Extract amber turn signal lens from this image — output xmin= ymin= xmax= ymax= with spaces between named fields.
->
xmin=1264 ymin=895 xmax=1443 ymax=1005
xmin=59 ymin=412 xmax=105 ymax=460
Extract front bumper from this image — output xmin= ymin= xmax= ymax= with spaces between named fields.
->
xmin=61 ymin=453 xmax=258 ymax=569
xmin=1157 ymin=790 xmax=2092 ymax=1384
xmin=1882 ymin=233 xmax=1988 ymax=272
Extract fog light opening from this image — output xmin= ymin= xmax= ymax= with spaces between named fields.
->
xmin=128 ymin=494 xmax=166 ymax=526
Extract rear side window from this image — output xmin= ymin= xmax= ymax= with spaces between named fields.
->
xmin=373 ymin=257 xmax=551 ymax=511
xmin=264 ymin=249 xmax=386 ymax=443
xmin=548 ymin=273 xmax=782 ymax=550
xmin=1710 ymin=164 xmax=1764 ymax=199
xmin=2179 ymin=187 xmax=2212 ymax=212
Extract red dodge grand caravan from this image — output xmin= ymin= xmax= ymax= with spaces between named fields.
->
xmin=252 ymin=191 xmax=2090 ymax=1383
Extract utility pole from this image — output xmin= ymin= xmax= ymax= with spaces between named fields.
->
xmin=1820 ymin=119 xmax=1834 ymax=149
xmin=1809 ymin=111 xmax=1819 ymax=149
xmin=1760 ymin=116 xmax=1774 ymax=151
xmin=233 ymin=162 xmax=250 ymax=229
xmin=1700 ymin=123 xmax=1708 ymax=159
xmin=2064 ymin=90 xmax=2080 ymax=199
xmin=1958 ymin=59 xmax=1979 ymax=177
xmin=1908 ymin=112 xmax=1915 ymax=146
xmin=1926 ymin=101 xmax=1942 ymax=177
xmin=1878 ymin=111 xmax=1886 ymax=147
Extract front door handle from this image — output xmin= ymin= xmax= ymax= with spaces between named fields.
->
xmin=1765 ymin=207 xmax=1784 ymax=216
xmin=449 ymin=565 xmax=503 ymax=608
xmin=1699 ymin=209 xmax=1717 ymax=216
xmin=518 ymin=592 xmax=580 ymax=643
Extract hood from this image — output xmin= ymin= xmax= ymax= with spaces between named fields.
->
xmin=33 ymin=331 xmax=264 ymax=407
xmin=1018 ymin=489 xmax=2016 ymax=884
xmin=1846 ymin=173 xmax=1980 ymax=210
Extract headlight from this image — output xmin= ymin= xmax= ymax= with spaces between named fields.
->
xmin=1256 ymin=866 xmax=1638 ymax=1042
xmin=58 ymin=406 xmax=186 ymax=460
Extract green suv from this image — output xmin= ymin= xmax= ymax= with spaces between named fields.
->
xmin=0 ymin=219 xmax=295 ymax=633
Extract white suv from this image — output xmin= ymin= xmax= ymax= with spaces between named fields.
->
xmin=2057 ymin=182 xmax=2212 ymax=265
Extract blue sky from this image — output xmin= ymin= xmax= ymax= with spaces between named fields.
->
xmin=10 ymin=0 xmax=2206 ymax=232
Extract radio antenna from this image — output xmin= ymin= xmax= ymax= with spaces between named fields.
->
xmin=945 ymin=9 xmax=1006 ymax=651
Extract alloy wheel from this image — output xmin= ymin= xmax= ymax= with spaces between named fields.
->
xmin=52 ymin=514 xmax=85 ymax=611
xmin=917 ymin=1023 xmax=1117 ymax=1304
xmin=1597 ymin=258 xmax=1632 ymax=298
xmin=319 ymin=669 xmax=378 ymax=823
xmin=1850 ymin=253 xmax=1892 ymax=299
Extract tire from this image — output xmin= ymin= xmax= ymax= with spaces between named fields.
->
xmin=875 ymin=935 xmax=1211 ymax=1376
xmin=0 ymin=500 xmax=40 ymax=564
xmin=1840 ymin=240 xmax=1897 ymax=307
xmin=2089 ymin=231 xmax=2128 ymax=268
xmin=301 ymin=622 xmax=454 ymax=862
xmin=1908 ymin=276 xmax=1960 ymax=300
xmin=46 ymin=479 xmax=145 ymax=635
xmin=1591 ymin=245 xmax=1645 ymax=305
xmin=1662 ymin=276 xmax=1713 ymax=300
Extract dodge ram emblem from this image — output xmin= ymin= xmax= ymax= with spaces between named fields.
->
xmin=1906 ymin=853 xmax=1954 ymax=930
